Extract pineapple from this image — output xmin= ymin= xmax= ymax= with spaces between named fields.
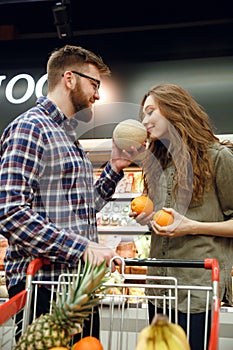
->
xmin=14 ymin=258 xmax=108 ymax=350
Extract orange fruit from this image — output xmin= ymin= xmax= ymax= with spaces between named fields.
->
xmin=130 ymin=195 xmax=154 ymax=215
xmin=153 ymin=209 xmax=174 ymax=226
xmin=49 ymin=347 xmax=69 ymax=350
xmin=72 ymin=336 xmax=104 ymax=350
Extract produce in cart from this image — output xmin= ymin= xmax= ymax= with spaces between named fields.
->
xmin=135 ymin=313 xmax=190 ymax=350
xmin=15 ymin=258 xmax=108 ymax=350
xmin=71 ymin=336 xmax=103 ymax=349
xmin=49 ymin=347 xmax=69 ymax=349
xmin=48 ymin=336 xmax=104 ymax=350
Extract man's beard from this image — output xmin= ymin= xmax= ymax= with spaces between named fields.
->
xmin=70 ymin=85 xmax=93 ymax=123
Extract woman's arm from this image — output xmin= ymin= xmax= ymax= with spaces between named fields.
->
xmin=150 ymin=207 xmax=233 ymax=238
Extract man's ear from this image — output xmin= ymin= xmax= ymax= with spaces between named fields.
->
xmin=63 ymin=71 xmax=75 ymax=89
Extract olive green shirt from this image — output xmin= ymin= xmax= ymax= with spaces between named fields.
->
xmin=146 ymin=143 xmax=233 ymax=313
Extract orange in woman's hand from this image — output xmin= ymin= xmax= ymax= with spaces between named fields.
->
xmin=130 ymin=195 xmax=154 ymax=215
xmin=72 ymin=336 xmax=104 ymax=350
xmin=153 ymin=209 xmax=174 ymax=226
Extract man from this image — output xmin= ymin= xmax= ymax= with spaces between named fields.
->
xmin=0 ymin=44 xmax=139 ymax=339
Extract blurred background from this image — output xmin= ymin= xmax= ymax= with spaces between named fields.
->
xmin=0 ymin=0 xmax=232 ymax=135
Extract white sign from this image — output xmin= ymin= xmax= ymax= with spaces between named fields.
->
xmin=0 ymin=73 xmax=47 ymax=104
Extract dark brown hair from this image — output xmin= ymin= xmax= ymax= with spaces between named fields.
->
xmin=47 ymin=44 xmax=111 ymax=91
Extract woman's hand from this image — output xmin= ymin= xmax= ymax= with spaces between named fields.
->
xmin=129 ymin=210 xmax=155 ymax=226
xmin=150 ymin=207 xmax=195 ymax=238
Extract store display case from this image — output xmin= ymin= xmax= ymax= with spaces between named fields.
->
xmin=96 ymin=168 xmax=146 ymax=231
xmin=94 ymin=167 xmax=151 ymax=257
xmin=81 ymin=137 xmax=151 ymax=265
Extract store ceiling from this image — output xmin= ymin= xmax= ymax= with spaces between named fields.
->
xmin=0 ymin=0 xmax=232 ymax=41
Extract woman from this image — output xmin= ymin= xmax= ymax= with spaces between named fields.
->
xmin=132 ymin=83 xmax=233 ymax=349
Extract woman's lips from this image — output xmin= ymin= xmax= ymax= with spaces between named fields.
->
xmin=147 ymin=126 xmax=154 ymax=133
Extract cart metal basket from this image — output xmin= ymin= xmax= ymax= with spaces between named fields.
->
xmin=0 ymin=257 xmax=220 ymax=350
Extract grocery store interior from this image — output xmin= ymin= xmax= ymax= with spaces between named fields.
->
xmin=0 ymin=0 xmax=233 ymax=349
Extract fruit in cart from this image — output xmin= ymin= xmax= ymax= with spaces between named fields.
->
xmin=113 ymin=119 xmax=147 ymax=152
xmin=49 ymin=347 xmax=69 ymax=350
xmin=130 ymin=195 xmax=154 ymax=216
xmin=71 ymin=336 xmax=104 ymax=350
xmin=14 ymin=258 xmax=108 ymax=350
xmin=135 ymin=313 xmax=190 ymax=350
xmin=153 ymin=209 xmax=174 ymax=226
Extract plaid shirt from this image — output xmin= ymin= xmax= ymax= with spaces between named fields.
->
xmin=0 ymin=96 xmax=123 ymax=289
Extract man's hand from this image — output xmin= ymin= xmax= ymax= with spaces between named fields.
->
xmin=110 ymin=138 xmax=146 ymax=173
xmin=82 ymin=241 xmax=122 ymax=272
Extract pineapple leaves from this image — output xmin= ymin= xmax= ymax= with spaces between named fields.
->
xmin=15 ymin=257 xmax=110 ymax=349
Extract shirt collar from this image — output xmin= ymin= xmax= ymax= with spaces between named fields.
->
xmin=36 ymin=96 xmax=79 ymax=141
xmin=36 ymin=96 xmax=67 ymax=126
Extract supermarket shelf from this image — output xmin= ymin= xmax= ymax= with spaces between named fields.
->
xmin=97 ymin=225 xmax=149 ymax=234
xmin=112 ymin=193 xmax=142 ymax=199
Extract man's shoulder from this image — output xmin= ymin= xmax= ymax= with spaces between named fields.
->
xmin=4 ymin=105 xmax=52 ymax=135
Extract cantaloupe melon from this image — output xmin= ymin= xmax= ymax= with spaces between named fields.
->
xmin=113 ymin=119 xmax=147 ymax=152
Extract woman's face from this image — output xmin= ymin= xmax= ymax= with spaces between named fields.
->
xmin=142 ymin=95 xmax=169 ymax=140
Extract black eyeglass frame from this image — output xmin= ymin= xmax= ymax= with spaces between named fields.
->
xmin=71 ymin=70 xmax=100 ymax=90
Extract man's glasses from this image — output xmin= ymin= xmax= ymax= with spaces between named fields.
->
xmin=71 ymin=70 xmax=100 ymax=91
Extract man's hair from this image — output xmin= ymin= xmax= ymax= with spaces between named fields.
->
xmin=47 ymin=44 xmax=111 ymax=91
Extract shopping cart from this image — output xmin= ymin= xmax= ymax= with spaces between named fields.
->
xmin=0 ymin=257 xmax=220 ymax=350
xmin=0 ymin=289 xmax=27 ymax=349
xmin=0 ymin=258 xmax=50 ymax=350
xmin=97 ymin=257 xmax=220 ymax=350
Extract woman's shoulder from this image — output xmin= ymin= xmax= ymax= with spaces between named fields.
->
xmin=209 ymin=142 xmax=233 ymax=171
xmin=210 ymin=142 xmax=233 ymax=157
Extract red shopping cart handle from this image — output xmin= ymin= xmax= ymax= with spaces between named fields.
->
xmin=204 ymin=258 xmax=220 ymax=282
xmin=124 ymin=258 xmax=220 ymax=282
xmin=26 ymin=258 xmax=50 ymax=276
